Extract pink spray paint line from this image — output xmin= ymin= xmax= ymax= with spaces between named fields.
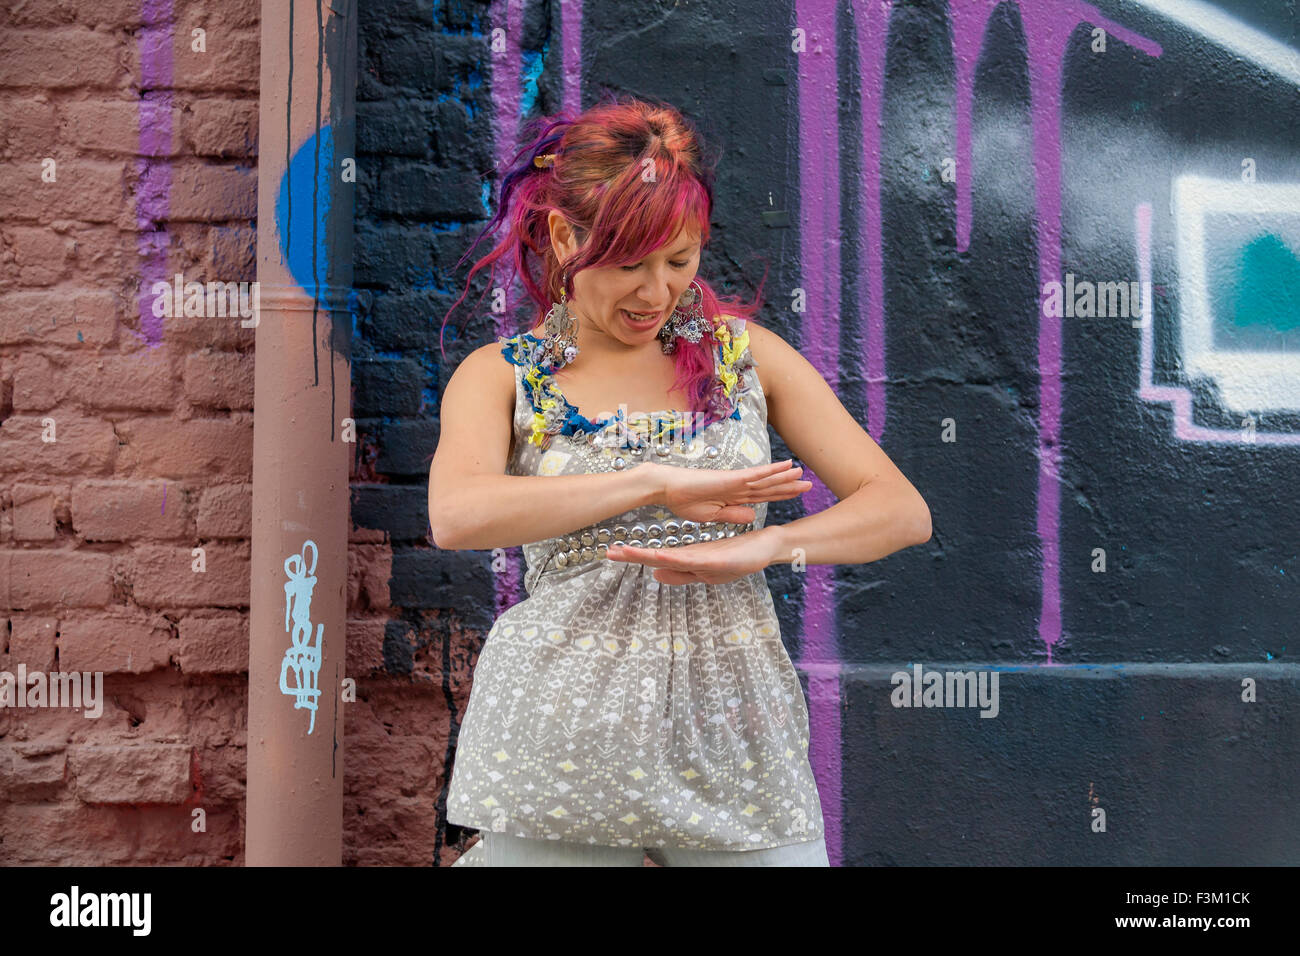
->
xmin=950 ymin=0 xmax=1161 ymax=662
xmin=796 ymin=0 xmax=847 ymax=867
xmin=1135 ymin=201 xmax=1300 ymax=446
xmin=135 ymin=0 xmax=175 ymax=350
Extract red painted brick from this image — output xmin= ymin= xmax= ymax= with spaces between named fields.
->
xmin=65 ymin=352 xmax=177 ymax=410
xmin=8 ymin=549 xmax=113 ymax=608
xmin=1 ymin=0 xmax=143 ymax=28
xmin=168 ymin=27 xmax=260 ymax=92
xmin=347 ymin=617 xmax=387 ymax=675
xmin=11 ymin=483 xmax=57 ymax=540
xmin=170 ymin=0 xmax=261 ymax=28
xmin=0 ymin=160 xmax=130 ymax=225
xmin=167 ymin=163 xmax=257 ymax=221
xmin=127 ymin=543 xmax=250 ymax=608
xmin=0 ymin=745 xmax=68 ymax=800
xmin=0 ymin=30 xmax=127 ymax=88
xmin=0 ymin=290 xmax=119 ymax=347
xmin=209 ymin=223 xmax=256 ymax=278
xmin=67 ymin=224 xmax=136 ymax=283
xmin=59 ymin=613 xmax=174 ymax=673
xmin=163 ymin=308 xmax=258 ymax=350
xmin=71 ymin=479 xmax=190 ymax=541
xmin=0 ymin=97 xmax=59 ymax=158
xmin=114 ymin=416 xmax=252 ymax=478
xmin=8 ymin=615 xmax=59 ymax=670
xmin=11 ymin=352 xmax=61 ymax=409
xmin=63 ymin=99 xmax=181 ymax=157
xmin=177 ymin=613 xmax=247 ymax=674
xmin=349 ymin=544 xmax=392 ymax=612
xmin=182 ymin=98 xmax=258 ymax=158
xmin=68 ymin=744 xmax=193 ymax=804
xmin=0 ymin=413 xmax=117 ymax=476
xmin=184 ymin=349 xmax=253 ymax=409
xmin=196 ymin=483 xmax=251 ymax=538
xmin=0 ymin=225 xmax=70 ymax=285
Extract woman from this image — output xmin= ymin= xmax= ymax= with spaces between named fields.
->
xmin=429 ymin=94 xmax=931 ymax=866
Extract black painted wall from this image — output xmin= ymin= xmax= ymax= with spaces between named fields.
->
xmin=351 ymin=0 xmax=1300 ymax=865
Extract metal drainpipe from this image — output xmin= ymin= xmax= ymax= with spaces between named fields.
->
xmin=246 ymin=0 xmax=357 ymax=866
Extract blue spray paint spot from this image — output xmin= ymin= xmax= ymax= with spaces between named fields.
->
xmin=521 ymin=46 xmax=548 ymax=116
xmin=275 ymin=125 xmax=335 ymax=295
xmin=1233 ymin=234 xmax=1300 ymax=333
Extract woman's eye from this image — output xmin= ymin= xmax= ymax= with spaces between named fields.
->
xmin=620 ymin=260 xmax=692 ymax=272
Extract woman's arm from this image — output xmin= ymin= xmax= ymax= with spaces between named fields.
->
xmin=428 ymin=343 xmax=665 ymax=550
xmin=749 ymin=321 xmax=932 ymax=568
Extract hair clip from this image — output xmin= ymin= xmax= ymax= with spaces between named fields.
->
xmin=533 ymin=153 xmax=558 ymax=168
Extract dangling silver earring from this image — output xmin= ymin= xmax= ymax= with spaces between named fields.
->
xmin=540 ymin=270 xmax=580 ymax=368
xmin=658 ymin=281 xmax=708 ymax=354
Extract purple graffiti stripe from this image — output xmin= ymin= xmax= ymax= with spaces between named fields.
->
xmin=951 ymin=0 xmax=1160 ymax=662
xmin=490 ymin=0 xmax=527 ymax=617
xmin=136 ymin=0 xmax=174 ymax=350
xmin=560 ymin=0 xmax=583 ymax=118
xmin=796 ymin=0 xmax=846 ymax=868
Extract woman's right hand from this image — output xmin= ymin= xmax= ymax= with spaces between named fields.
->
xmin=642 ymin=459 xmax=813 ymax=524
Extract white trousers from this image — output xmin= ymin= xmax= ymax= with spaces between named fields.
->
xmin=457 ymin=832 xmax=830 ymax=867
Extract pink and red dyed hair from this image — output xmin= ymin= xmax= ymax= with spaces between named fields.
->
xmin=441 ymin=92 xmax=766 ymax=415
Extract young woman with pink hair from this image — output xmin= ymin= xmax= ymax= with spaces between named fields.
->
xmin=429 ymin=93 xmax=931 ymax=866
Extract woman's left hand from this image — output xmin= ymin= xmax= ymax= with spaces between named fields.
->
xmin=603 ymin=526 xmax=788 ymax=585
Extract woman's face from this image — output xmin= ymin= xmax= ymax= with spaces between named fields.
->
xmin=548 ymin=212 xmax=702 ymax=347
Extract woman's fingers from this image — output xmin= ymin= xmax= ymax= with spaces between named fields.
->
xmin=739 ymin=459 xmax=798 ymax=482
xmin=733 ymin=473 xmax=812 ymax=503
xmin=712 ymin=502 xmax=759 ymax=523
xmin=745 ymin=466 xmax=803 ymax=489
xmin=758 ymin=480 xmax=813 ymax=502
xmin=726 ymin=484 xmax=809 ymax=505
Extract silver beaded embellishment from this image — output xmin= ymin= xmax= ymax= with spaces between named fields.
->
xmin=549 ymin=519 xmax=755 ymax=569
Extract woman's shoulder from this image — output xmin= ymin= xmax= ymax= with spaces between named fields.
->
xmin=715 ymin=314 xmax=789 ymax=352
xmin=716 ymin=315 xmax=796 ymax=405
xmin=443 ymin=337 xmax=519 ymax=412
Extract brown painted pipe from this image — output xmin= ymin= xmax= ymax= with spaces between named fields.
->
xmin=246 ymin=0 xmax=357 ymax=866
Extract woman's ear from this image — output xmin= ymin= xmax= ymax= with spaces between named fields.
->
xmin=547 ymin=210 xmax=578 ymax=260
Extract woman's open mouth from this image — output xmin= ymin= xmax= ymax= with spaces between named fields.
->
xmin=620 ymin=308 xmax=662 ymax=330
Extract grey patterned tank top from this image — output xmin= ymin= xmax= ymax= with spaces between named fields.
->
xmin=446 ymin=316 xmax=827 ymax=854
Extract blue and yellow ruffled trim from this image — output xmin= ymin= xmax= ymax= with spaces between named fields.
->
xmin=499 ymin=317 xmax=756 ymax=450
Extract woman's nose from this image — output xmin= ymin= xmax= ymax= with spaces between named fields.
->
xmin=638 ymin=270 xmax=673 ymax=302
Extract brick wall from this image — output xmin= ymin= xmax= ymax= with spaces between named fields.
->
xmin=0 ymin=0 xmax=259 ymax=864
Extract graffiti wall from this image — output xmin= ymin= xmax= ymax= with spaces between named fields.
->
xmin=354 ymin=0 xmax=1299 ymax=865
